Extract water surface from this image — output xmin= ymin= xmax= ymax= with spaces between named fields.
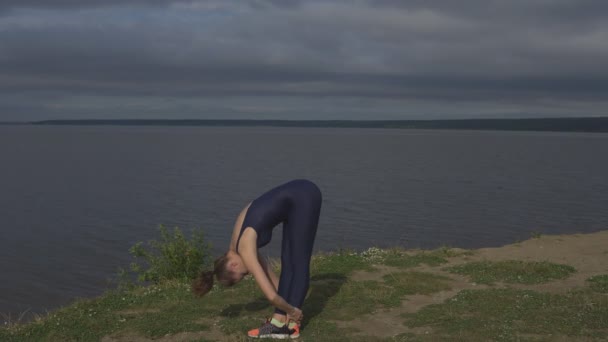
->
xmin=1 ymin=125 xmax=606 ymax=319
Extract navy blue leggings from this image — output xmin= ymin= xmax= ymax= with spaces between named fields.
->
xmin=238 ymin=179 xmax=322 ymax=314
xmin=275 ymin=181 xmax=322 ymax=315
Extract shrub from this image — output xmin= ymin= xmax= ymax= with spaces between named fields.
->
xmin=122 ymin=225 xmax=211 ymax=284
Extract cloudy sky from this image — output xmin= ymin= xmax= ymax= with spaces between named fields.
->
xmin=1 ymin=0 xmax=607 ymax=121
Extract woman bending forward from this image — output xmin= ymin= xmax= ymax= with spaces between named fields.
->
xmin=192 ymin=179 xmax=323 ymax=339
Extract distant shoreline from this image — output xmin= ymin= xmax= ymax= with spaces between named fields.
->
xmin=5 ymin=117 xmax=608 ymax=132
xmin=0 ymin=122 xmax=28 ymax=125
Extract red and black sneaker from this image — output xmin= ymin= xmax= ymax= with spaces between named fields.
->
xmin=288 ymin=321 xmax=300 ymax=339
xmin=247 ymin=318 xmax=296 ymax=339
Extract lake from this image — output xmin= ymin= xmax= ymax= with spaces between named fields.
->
xmin=1 ymin=125 xmax=607 ymax=320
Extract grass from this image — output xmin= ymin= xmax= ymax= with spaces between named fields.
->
xmin=444 ymin=260 xmax=576 ymax=285
xmin=381 ymin=272 xmax=453 ymax=305
xmin=587 ymin=274 xmax=608 ymax=293
xmin=2 ymin=244 xmax=607 ymax=341
xmin=310 ymin=249 xmax=374 ymax=275
xmin=530 ymin=230 xmax=543 ymax=239
xmin=314 ymin=271 xmax=452 ymax=321
xmin=360 ymin=246 xmax=472 ymax=269
xmin=403 ymin=288 xmax=608 ymax=341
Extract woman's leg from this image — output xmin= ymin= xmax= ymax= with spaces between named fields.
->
xmin=276 ymin=220 xmax=294 ymax=313
xmin=274 ymin=187 xmax=322 ymax=316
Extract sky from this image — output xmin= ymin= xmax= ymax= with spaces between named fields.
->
xmin=1 ymin=0 xmax=607 ymax=121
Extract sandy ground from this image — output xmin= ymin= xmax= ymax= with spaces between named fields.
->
xmin=103 ymin=230 xmax=608 ymax=341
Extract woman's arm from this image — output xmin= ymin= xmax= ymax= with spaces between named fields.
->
xmin=258 ymin=252 xmax=280 ymax=291
xmin=239 ymin=238 xmax=296 ymax=315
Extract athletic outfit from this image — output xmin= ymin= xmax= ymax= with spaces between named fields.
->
xmin=236 ymin=179 xmax=323 ymax=318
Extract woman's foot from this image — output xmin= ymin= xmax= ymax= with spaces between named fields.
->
xmin=247 ymin=318 xmax=295 ymax=339
xmin=288 ymin=321 xmax=300 ymax=339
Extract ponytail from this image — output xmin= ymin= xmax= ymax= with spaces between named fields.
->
xmin=191 ymin=270 xmax=215 ymax=297
xmin=191 ymin=252 xmax=235 ymax=297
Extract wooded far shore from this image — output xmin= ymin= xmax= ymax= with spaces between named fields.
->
xmin=3 ymin=117 xmax=608 ymax=132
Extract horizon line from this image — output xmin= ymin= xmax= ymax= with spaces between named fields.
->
xmin=20 ymin=116 xmax=608 ymax=124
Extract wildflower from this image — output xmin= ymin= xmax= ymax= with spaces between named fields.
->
xmin=360 ymin=247 xmax=387 ymax=262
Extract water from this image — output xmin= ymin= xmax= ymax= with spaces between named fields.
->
xmin=1 ymin=125 xmax=607 ymax=319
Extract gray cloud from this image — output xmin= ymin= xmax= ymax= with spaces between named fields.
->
xmin=0 ymin=0 xmax=180 ymax=11
xmin=0 ymin=0 xmax=607 ymax=120
xmin=0 ymin=0 xmax=299 ymax=12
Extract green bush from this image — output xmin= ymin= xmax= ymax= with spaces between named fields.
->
xmin=122 ymin=225 xmax=212 ymax=284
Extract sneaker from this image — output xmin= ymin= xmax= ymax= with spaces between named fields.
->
xmin=248 ymin=319 xmax=295 ymax=339
xmin=288 ymin=321 xmax=300 ymax=339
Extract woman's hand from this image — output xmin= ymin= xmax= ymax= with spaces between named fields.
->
xmin=287 ymin=307 xmax=303 ymax=323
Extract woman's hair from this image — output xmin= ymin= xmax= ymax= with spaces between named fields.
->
xmin=191 ymin=252 xmax=237 ymax=297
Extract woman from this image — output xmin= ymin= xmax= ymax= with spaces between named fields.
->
xmin=192 ymin=179 xmax=323 ymax=339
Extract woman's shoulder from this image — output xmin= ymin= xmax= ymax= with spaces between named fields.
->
xmin=236 ymin=226 xmax=258 ymax=255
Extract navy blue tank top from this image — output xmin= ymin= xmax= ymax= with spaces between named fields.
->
xmin=236 ymin=179 xmax=314 ymax=251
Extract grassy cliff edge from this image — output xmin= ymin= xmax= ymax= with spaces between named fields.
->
xmin=2 ymin=230 xmax=608 ymax=342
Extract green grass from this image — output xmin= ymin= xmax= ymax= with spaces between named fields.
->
xmin=445 ymin=260 xmax=576 ymax=284
xmin=382 ymin=250 xmax=449 ymax=268
xmin=587 ymin=274 xmax=608 ymax=293
xmin=0 ymin=281 xmax=211 ymax=341
xmin=361 ymin=246 xmax=472 ymax=269
xmin=310 ymin=249 xmax=374 ymax=275
xmin=530 ymin=230 xmax=543 ymax=239
xmin=0 ymin=256 xmax=452 ymax=341
xmin=2 ymin=245 xmax=606 ymax=342
xmin=315 ymin=272 xmax=451 ymax=321
xmin=380 ymin=272 xmax=453 ymax=306
xmin=403 ymin=288 xmax=608 ymax=341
